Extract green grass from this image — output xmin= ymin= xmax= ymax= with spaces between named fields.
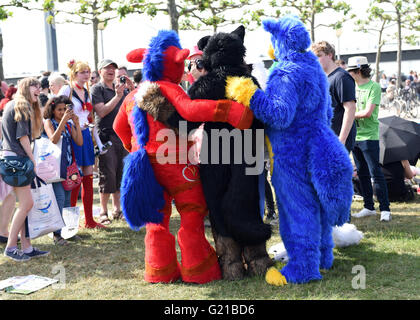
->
xmin=0 ymin=181 xmax=419 ymax=300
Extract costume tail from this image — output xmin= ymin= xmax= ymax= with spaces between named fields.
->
xmin=120 ymin=103 xmax=165 ymax=230
xmin=309 ymin=128 xmax=353 ymax=227
xmin=120 ymin=150 xmax=165 ymax=230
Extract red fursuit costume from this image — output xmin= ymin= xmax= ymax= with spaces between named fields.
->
xmin=113 ymin=30 xmax=253 ymax=284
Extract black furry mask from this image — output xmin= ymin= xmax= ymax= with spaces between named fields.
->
xmin=199 ymin=26 xmax=246 ymax=72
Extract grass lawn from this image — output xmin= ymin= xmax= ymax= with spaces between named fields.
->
xmin=0 ymin=179 xmax=419 ymax=300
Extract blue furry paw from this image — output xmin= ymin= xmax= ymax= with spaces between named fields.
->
xmin=320 ymin=248 xmax=334 ymax=270
xmin=281 ymin=263 xmax=322 ymax=284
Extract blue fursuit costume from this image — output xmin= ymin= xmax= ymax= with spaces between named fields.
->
xmin=227 ymin=15 xmax=354 ymax=284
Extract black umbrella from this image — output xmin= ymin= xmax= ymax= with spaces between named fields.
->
xmin=379 ymin=116 xmax=420 ymax=165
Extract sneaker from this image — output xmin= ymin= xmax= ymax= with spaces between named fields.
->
xmin=380 ymin=211 xmax=391 ymax=222
xmin=3 ymin=248 xmax=30 ymax=262
xmin=352 ymin=208 xmax=377 ymax=218
xmin=25 ymin=247 xmax=50 ymax=259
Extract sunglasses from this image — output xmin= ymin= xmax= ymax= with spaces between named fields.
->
xmin=187 ymin=59 xmax=204 ymax=72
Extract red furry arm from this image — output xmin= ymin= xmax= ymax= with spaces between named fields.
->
xmin=113 ymin=92 xmax=135 ymax=152
xmin=157 ymin=81 xmax=253 ymax=130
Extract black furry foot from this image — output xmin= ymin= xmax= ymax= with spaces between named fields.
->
xmin=243 ymin=243 xmax=274 ymax=277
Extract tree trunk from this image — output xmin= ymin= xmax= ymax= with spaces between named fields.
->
xmin=311 ymin=7 xmax=315 ymax=42
xmin=396 ymin=11 xmax=402 ymax=89
xmin=167 ymin=0 xmax=179 ymax=33
xmin=0 ymin=27 xmax=4 ymax=82
xmin=375 ymin=21 xmax=386 ymax=83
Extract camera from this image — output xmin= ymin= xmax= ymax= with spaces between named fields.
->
xmin=66 ymin=103 xmax=73 ymax=110
xmin=119 ymin=76 xmax=126 ymax=84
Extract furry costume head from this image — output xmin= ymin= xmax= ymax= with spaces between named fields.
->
xmin=263 ymin=15 xmax=311 ymax=60
xmin=197 ymin=26 xmax=246 ymax=72
xmin=126 ymin=30 xmax=189 ymax=84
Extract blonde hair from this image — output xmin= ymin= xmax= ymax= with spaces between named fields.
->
xmin=67 ymin=60 xmax=91 ymax=94
xmin=13 ymin=77 xmax=42 ymax=139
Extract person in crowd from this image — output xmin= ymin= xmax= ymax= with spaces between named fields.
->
xmin=380 ymin=73 xmax=388 ymax=93
xmin=346 ymin=56 xmax=392 ymax=222
xmin=0 ymin=192 xmax=16 ymax=244
xmin=414 ymin=74 xmax=420 ymax=100
xmin=380 ymin=160 xmax=416 ymax=202
xmin=335 ymin=59 xmax=347 ymax=69
xmin=38 ymin=76 xmax=50 ymax=107
xmin=0 ymin=87 xmax=17 ymax=115
xmin=91 ymin=59 xmax=130 ymax=224
xmin=90 ymin=71 xmax=100 ymax=87
xmin=187 ymin=45 xmax=207 ymax=83
xmin=132 ymin=70 xmax=143 ymax=88
xmin=386 ymin=79 xmax=397 ymax=102
xmin=58 ymin=60 xmax=106 ymax=229
xmin=43 ymin=95 xmax=83 ymax=245
xmin=312 ymin=41 xmax=357 ymax=153
xmin=116 ymin=66 xmax=135 ymax=93
xmin=48 ymin=73 xmax=67 ymax=97
xmin=0 ymin=113 xmax=15 ymax=244
xmin=1 ymin=77 xmax=49 ymax=261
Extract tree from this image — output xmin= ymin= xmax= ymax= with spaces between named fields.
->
xmin=179 ymin=0 xmax=261 ymax=33
xmin=355 ymin=4 xmax=393 ymax=82
xmin=375 ymin=0 xmax=420 ymax=89
xmin=42 ymin=0 xmax=124 ymax=71
xmin=119 ymin=0 xmax=261 ymax=34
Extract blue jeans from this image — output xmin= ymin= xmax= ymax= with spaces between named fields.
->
xmin=52 ymin=182 xmax=71 ymax=236
xmin=352 ymin=140 xmax=390 ymax=212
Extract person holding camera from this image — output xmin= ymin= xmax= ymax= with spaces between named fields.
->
xmin=43 ymin=95 xmax=83 ymax=245
xmin=91 ymin=59 xmax=130 ymax=224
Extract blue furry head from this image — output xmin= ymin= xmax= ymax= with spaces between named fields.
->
xmin=143 ymin=30 xmax=182 ymax=82
xmin=263 ymin=15 xmax=311 ymax=60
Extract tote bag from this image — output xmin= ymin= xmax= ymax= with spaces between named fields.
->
xmin=27 ymin=178 xmax=65 ymax=239
xmin=33 ymin=136 xmax=63 ymax=183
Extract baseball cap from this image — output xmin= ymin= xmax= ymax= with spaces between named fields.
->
xmin=98 ymin=59 xmax=118 ymax=70
xmin=188 ymin=46 xmax=203 ymax=60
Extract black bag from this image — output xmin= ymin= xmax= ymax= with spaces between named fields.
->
xmin=0 ymin=155 xmax=36 ymax=187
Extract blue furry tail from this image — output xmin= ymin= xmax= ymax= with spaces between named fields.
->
xmin=120 ymin=150 xmax=165 ymax=230
xmin=309 ymin=128 xmax=354 ymax=227
xmin=120 ymin=104 xmax=165 ymax=230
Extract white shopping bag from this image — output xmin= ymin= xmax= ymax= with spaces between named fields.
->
xmin=33 ymin=136 xmax=63 ymax=183
xmin=60 ymin=207 xmax=80 ymax=239
xmin=27 ymin=178 xmax=65 ymax=239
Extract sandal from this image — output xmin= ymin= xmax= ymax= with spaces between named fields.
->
xmin=99 ymin=212 xmax=111 ymax=225
xmin=53 ymin=235 xmax=68 ymax=246
xmin=112 ymin=210 xmax=124 ymax=221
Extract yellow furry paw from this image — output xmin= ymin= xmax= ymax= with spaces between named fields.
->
xmin=225 ymin=76 xmax=258 ymax=107
xmin=265 ymin=267 xmax=287 ymax=286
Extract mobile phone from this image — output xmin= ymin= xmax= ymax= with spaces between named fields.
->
xmin=120 ymin=76 xmax=126 ymax=84
xmin=67 ymin=104 xmax=73 ymax=110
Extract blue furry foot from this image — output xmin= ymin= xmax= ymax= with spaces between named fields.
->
xmin=281 ymin=262 xmax=322 ymax=284
xmin=320 ymin=247 xmax=334 ymax=270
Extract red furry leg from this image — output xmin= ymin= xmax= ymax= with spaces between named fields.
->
xmin=144 ymin=194 xmax=180 ymax=283
xmin=175 ymin=185 xmax=222 ymax=284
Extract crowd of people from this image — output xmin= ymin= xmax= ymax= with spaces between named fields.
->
xmin=0 ymin=37 xmax=418 ymax=263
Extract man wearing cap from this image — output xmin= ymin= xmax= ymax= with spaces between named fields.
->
xmin=311 ymin=41 xmax=356 ymax=152
xmin=91 ymin=59 xmax=131 ymax=224
xmin=346 ymin=56 xmax=392 ymax=222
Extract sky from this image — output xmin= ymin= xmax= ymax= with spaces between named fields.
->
xmin=0 ymin=0 xmax=418 ymax=78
